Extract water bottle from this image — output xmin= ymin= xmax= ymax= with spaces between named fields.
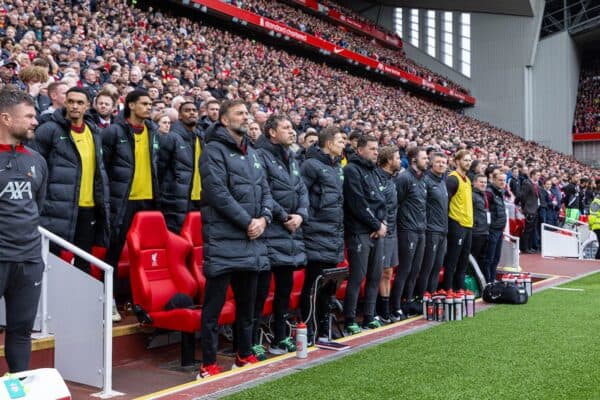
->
xmin=444 ymin=291 xmax=454 ymax=321
xmin=423 ymin=292 xmax=432 ymax=320
xmin=296 ymin=322 xmax=308 ymax=359
xmin=465 ymin=290 xmax=475 ymax=317
xmin=523 ymin=273 xmax=532 ymax=297
xmin=454 ymin=293 xmax=463 ymax=321
xmin=434 ymin=295 xmax=444 ymax=322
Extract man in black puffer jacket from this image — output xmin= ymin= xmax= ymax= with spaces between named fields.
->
xmin=198 ymin=100 xmax=273 ymax=378
xmin=299 ymin=127 xmax=345 ymax=341
xmin=391 ymin=146 xmax=428 ymax=319
xmin=253 ymin=114 xmax=308 ymax=357
xmin=483 ymin=171 xmax=507 ymax=283
xmin=157 ymin=101 xmax=202 ymax=233
xmin=343 ymin=135 xmax=387 ymax=334
xmin=471 ymin=174 xmax=490 ymax=271
xmin=416 ymin=152 xmax=448 ymax=297
xmin=33 ymin=87 xmax=110 ymax=273
xmin=102 ymin=90 xmax=160 ymax=306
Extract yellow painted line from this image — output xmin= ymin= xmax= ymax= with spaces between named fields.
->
xmin=134 ymin=348 xmax=316 ymax=400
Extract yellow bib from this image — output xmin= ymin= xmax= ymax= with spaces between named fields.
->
xmin=448 ymin=170 xmax=473 ymax=228
xmin=71 ymin=125 xmax=95 ymax=207
xmin=129 ymin=125 xmax=153 ymax=200
xmin=190 ymin=137 xmax=202 ymax=201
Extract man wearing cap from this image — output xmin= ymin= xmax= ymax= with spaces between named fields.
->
xmin=0 ymin=59 xmax=21 ymax=88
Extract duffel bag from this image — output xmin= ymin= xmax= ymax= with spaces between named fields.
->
xmin=483 ymin=282 xmax=528 ymax=304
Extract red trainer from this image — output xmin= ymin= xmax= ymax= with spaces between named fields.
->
xmin=197 ymin=363 xmax=222 ymax=379
xmin=232 ymin=353 xmax=259 ymax=369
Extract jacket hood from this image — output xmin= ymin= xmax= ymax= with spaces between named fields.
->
xmin=255 ymin=134 xmax=291 ymax=161
xmin=205 ymin=122 xmax=249 ymax=152
xmin=348 ymin=153 xmax=376 ymax=170
xmin=306 ymin=144 xmax=340 ymax=166
xmin=48 ymin=107 xmax=98 ymax=132
xmin=171 ymin=120 xmax=201 ymax=142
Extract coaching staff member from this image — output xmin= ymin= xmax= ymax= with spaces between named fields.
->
xmin=0 ymin=87 xmax=48 ymax=372
xmin=198 ymin=99 xmax=273 ymax=377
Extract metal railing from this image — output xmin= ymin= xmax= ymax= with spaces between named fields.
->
xmin=38 ymin=227 xmax=122 ymax=399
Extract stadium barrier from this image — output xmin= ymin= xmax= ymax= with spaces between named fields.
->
xmin=541 ymin=223 xmax=580 ymax=258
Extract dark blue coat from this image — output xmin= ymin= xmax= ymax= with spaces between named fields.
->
xmin=33 ymin=108 xmax=110 ymax=246
xmin=300 ymin=146 xmax=344 ymax=264
xmin=255 ymin=135 xmax=308 ymax=268
xmin=199 ymin=124 xmax=273 ymax=277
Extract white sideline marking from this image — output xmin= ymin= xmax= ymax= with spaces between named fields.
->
xmin=550 ymin=287 xmax=585 ymax=292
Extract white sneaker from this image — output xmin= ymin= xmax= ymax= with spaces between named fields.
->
xmin=112 ymin=299 xmax=122 ymax=323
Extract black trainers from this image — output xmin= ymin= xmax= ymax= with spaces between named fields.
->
xmin=390 ymin=309 xmax=406 ymax=322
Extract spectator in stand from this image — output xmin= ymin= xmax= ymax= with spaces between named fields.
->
xmin=540 ymin=177 xmax=558 ymax=226
xmin=248 ymin=120 xmax=262 ymax=145
xmin=375 ymin=145 xmax=400 ymax=323
xmin=343 ymin=135 xmax=387 ymax=334
xmin=444 ymin=150 xmax=473 ymax=293
xmin=519 ymin=169 xmax=541 ymax=253
xmin=198 ymin=99 xmax=273 ymax=378
xmin=416 ymin=152 xmax=448 ymax=296
xmin=199 ymin=99 xmax=219 ymax=133
xmin=299 ymin=126 xmax=345 ymax=343
xmin=563 ymin=173 xmax=582 ymax=225
xmin=295 ymin=128 xmax=318 ymax=165
xmin=38 ymin=81 xmax=67 ymax=122
xmin=153 ymin=112 xmax=171 ymax=135
xmin=102 ymin=89 xmax=160 ymax=320
xmin=90 ymin=90 xmax=117 ymax=129
xmin=253 ymin=114 xmax=308 ymax=357
xmin=0 ymin=88 xmax=47 ymax=373
xmin=391 ymin=146 xmax=428 ymax=319
xmin=33 ymin=87 xmax=110 ymax=275
xmin=483 ymin=170 xmax=507 ymax=283
xmin=470 ymin=174 xmax=490 ymax=271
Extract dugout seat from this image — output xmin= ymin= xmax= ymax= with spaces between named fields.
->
xmin=127 ymin=211 xmax=201 ymax=366
xmin=180 ymin=212 xmax=236 ymax=325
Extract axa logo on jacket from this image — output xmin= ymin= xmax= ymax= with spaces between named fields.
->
xmin=0 ymin=181 xmax=32 ymax=200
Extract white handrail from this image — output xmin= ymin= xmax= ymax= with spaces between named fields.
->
xmin=37 ymin=227 xmax=122 ymax=398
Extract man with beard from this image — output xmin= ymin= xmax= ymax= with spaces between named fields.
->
xmin=33 ymin=87 xmax=110 ymax=273
xmin=415 ymin=152 xmax=448 ymax=298
xmin=444 ymin=150 xmax=473 ymax=292
xmin=390 ymin=146 xmax=428 ymax=319
xmin=199 ymin=99 xmax=219 ymax=133
xmin=89 ymin=90 xmax=116 ymax=129
xmin=253 ymin=114 xmax=308 ymax=356
xmin=343 ymin=135 xmax=387 ymax=334
xmin=375 ymin=145 xmax=400 ymax=323
xmin=0 ymin=88 xmax=47 ymax=372
xmin=483 ymin=171 xmax=507 ymax=282
xmin=198 ymin=100 xmax=273 ymax=377
xmin=157 ymin=101 xmax=202 ymax=232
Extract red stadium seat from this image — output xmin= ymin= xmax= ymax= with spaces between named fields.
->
xmin=289 ymin=269 xmax=305 ymax=310
xmin=127 ymin=211 xmax=201 ymax=366
xmin=180 ymin=212 xmax=235 ymax=325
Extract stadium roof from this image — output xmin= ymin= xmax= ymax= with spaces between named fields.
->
xmin=365 ymin=0 xmax=535 ymax=17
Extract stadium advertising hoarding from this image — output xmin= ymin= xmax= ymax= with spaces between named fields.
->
xmin=289 ymin=0 xmax=403 ymax=49
xmin=190 ymin=0 xmax=476 ymax=106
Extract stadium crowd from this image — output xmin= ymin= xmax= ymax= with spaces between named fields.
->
xmin=0 ymin=0 xmax=599 ymax=380
xmin=573 ymin=54 xmax=600 ymax=134
xmin=236 ymin=0 xmax=470 ymax=94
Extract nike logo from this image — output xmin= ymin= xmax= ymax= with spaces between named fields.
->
xmin=119 ymin=139 xmax=128 ymax=143
xmin=229 ymin=153 xmax=237 ymax=157
xmin=34 ymin=281 xmax=42 ymax=287
xmin=0 ymin=169 xmax=5 ymax=172
xmin=333 ymin=47 xmax=344 ymax=54
xmin=180 ymin=145 xmax=187 ymax=149
xmin=59 ymin=136 xmax=68 ymax=140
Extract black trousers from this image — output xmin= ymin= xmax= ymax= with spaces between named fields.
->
xmin=73 ymin=207 xmax=97 ymax=274
xmin=300 ymin=262 xmax=337 ymax=331
xmin=252 ymin=270 xmax=271 ymax=345
xmin=390 ymin=231 xmax=425 ymax=310
xmin=201 ymin=270 xmax=258 ymax=365
xmin=0 ymin=261 xmax=44 ymax=372
xmin=416 ymin=231 xmax=447 ymax=296
xmin=521 ymin=212 xmax=538 ymax=251
xmin=105 ymin=200 xmax=154 ymax=297
xmin=470 ymin=234 xmax=488 ymax=272
xmin=343 ymin=234 xmax=384 ymax=321
xmin=443 ymin=219 xmax=472 ymax=291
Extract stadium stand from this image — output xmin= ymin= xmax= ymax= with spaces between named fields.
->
xmin=573 ymin=54 xmax=600 ymax=134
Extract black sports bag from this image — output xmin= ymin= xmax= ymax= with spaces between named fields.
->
xmin=482 ymin=282 xmax=528 ymax=304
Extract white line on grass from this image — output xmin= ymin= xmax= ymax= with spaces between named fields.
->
xmin=549 ymin=287 xmax=585 ymax=292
